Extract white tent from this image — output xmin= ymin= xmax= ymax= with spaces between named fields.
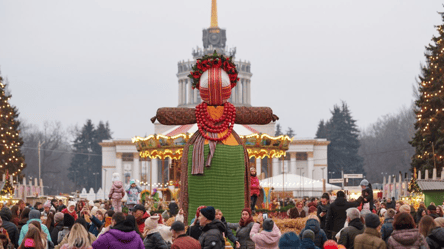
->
xmin=260 ymin=173 xmax=341 ymax=197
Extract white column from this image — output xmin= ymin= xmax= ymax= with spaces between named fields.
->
xmin=272 ymin=158 xmax=279 ymax=177
xmin=232 ymin=85 xmax=237 ymax=104
xmin=194 ymin=88 xmax=198 ymax=104
xmin=387 ymin=175 xmax=391 ymax=199
xmin=188 ymin=80 xmax=192 ymax=104
xmin=133 ymin=153 xmax=140 ymax=183
xmin=308 ymin=152 xmax=314 ymax=179
xmin=246 ymin=80 xmax=250 ymax=105
xmin=178 ymin=81 xmax=182 ymax=105
xmin=256 ymin=158 xmax=262 ymax=177
xmin=243 ymin=81 xmax=247 ymax=104
xmin=116 ymin=153 xmax=123 ymax=181
xmin=248 ymin=80 xmax=251 ymax=105
xmin=182 ymin=81 xmax=186 ymax=106
xmin=151 ymin=158 xmax=158 ymax=188
xmin=290 ymin=153 xmax=297 ymax=175
xmin=238 ymin=81 xmax=243 ymax=104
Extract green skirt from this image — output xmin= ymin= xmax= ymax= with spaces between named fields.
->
xmin=187 ymin=144 xmax=245 ymax=224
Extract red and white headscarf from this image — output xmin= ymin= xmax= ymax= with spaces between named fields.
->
xmin=199 ymin=68 xmax=231 ymax=106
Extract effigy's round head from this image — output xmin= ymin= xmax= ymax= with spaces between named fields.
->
xmin=199 ymin=68 xmax=231 ymax=105
xmin=188 ymin=52 xmax=239 ymax=106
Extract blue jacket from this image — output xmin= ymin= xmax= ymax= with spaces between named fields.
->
xmin=381 ymin=217 xmax=394 ymax=243
xmin=18 ymin=218 xmax=52 ymax=245
xmin=89 ymin=215 xmax=103 ymax=237
xmin=300 ymin=238 xmax=321 ymax=249
xmin=299 ymin=219 xmax=328 ymax=248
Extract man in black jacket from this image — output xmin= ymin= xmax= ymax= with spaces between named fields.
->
xmin=317 ymin=193 xmax=330 ymax=237
xmin=325 ymin=191 xmax=362 ymax=239
xmin=198 ymin=206 xmax=225 ymax=249
xmin=0 ymin=207 xmax=19 ymax=248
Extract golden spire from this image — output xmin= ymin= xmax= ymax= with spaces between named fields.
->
xmin=210 ymin=0 xmax=218 ymax=28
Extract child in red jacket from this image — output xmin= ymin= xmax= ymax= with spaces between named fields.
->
xmin=250 ymin=167 xmax=260 ymax=213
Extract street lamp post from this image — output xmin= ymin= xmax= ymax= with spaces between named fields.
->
xmin=302 ymin=173 xmax=305 ymax=198
xmin=103 ymin=169 xmax=107 ymax=200
xmin=93 ymin=173 xmax=99 ymax=191
xmin=38 ymin=141 xmax=45 ymax=183
xmin=329 ymin=171 xmax=335 ymax=191
xmin=298 ymin=168 xmax=302 ymax=198
xmin=312 ymin=169 xmax=315 ymax=197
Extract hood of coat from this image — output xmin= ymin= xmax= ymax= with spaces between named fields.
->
xmin=202 ymin=219 xmax=226 ymax=233
xmin=29 ymin=210 xmax=41 ymax=220
xmin=113 ymin=180 xmax=123 ymax=189
xmin=300 ymin=238 xmax=316 ymax=248
xmin=428 ymin=227 xmax=444 ymax=245
xmin=254 ymin=224 xmax=281 ymax=245
xmin=305 ymin=219 xmax=320 ymax=233
xmin=349 ymin=218 xmax=364 ymax=231
xmin=0 ymin=207 xmax=12 ymax=221
xmin=106 ymin=229 xmax=140 ymax=242
xmin=390 ymin=228 xmax=422 ymax=246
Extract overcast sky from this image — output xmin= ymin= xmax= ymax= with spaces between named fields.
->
xmin=0 ymin=1 xmax=441 ymax=139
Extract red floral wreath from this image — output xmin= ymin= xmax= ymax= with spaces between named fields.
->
xmin=188 ymin=51 xmax=239 ymax=90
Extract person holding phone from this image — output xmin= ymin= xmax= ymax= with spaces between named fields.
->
xmin=227 ymin=208 xmax=255 ymax=249
xmin=249 ymin=213 xmax=281 ymax=249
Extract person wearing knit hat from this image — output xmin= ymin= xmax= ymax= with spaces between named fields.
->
xmin=61 ymin=202 xmax=78 ymax=221
xmin=360 ymin=179 xmax=374 ymax=211
xmin=399 ymin=204 xmax=411 ymax=214
xmin=227 ymin=208 xmax=255 ymax=249
xmin=250 ymin=215 xmax=281 ymax=249
xmin=126 ymin=179 xmax=142 ymax=210
xmin=18 ymin=209 xmax=52 ymax=246
xmin=298 ymin=217 xmax=327 ymax=248
xmin=300 ymin=230 xmax=319 ymax=249
xmin=50 ymin=212 xmax=64 ymax=244
xmin=279 ymin=232 xmax=300 ymax=249
xmin=354 ymin=213 xmax=386 ymax=249
xmin=323 ymin=240 xmax=338 ymax=249
xmin=142 ymin=216 xmax=169 ymax=248
xmin=42 ymin=201 xmax=52 ymax=216
xmin=380 ymin=208 xmax=395 ymax=243
xmin=198 ymin=206 xmax=225 ymax=249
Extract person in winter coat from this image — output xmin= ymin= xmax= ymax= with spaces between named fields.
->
xmin=386 ymin=198 xmax=396 ymax=210
xmin=126 ymin=180 xmax=142 ymax=209
xmin=387 ymin=212 xmax=429 ymax=249
xmin=288 ymin=201 xmax=306 ymax=219
xmin=58 ymin=223 xmax=91 ymax=249
xmin=427 ymin=205 xmax=439 ymax=219
xmin=360 ymin=179 xmax=374 ymax=211
xmin=278 ymin=232 xmax=300 ymax=249
xmin=56 ymin=213 xmax=75 ymax=247
xmin=61 ymin=202 xmax=77 ymax=221
xmin=354 ymin=213 xmax=386 ymax=249
xmin=418 ymin=215 xmax=444 ymax=249
xmin=92 ymin=212 xmax=144 ymax=249
xmin=380 ymin=209 xmax=395 ymax=243
xmin=317 ymin=193 xmax=330 ymax=232
xmin=300 ymin=230 xmax=320 ymax=249
xmin=142 ymin=216 xmax=169 ymax=249
xmin=250 ymin=216 xmax=280 ymax=249
xmin=250 ymin=167 xmax=260 ymax=213
xmin=169 ymin=200 xmax=179 ymax=217
xmin=187 ymin=206 xmax=206 ymax=241
xmin=215 ymin=209 xmax=237 ymax=246
xmin=0 ymin=207 xmax=19 ymax=248
xmin=109 ymin=173 xmax=125 ymax=212
xmin=416 ymin=207 xmax=427 ymax=224
xmin=170 ymin=221 xmax=201 ymax=249
xmin=298 ymin=217 xmax=327 ymax=248
xmin=325 ymin=191 xmax=362 ymax=238
xmin=18 ymin=210 xmax=52 ymax=246
xmin=198 ymin=206 xmax=225 ymax=249
xmin=86 ymin=209 xmax=103 ymax=237
xmin=50 ymin=213 xmax=64 ymax=245
xmin=338 ymin=208 xmax=364 ymax=249
xmin=227 ymin=208 xmax=255 ymax=249
xmin=131 ymin=204 xmax=150 ymax=234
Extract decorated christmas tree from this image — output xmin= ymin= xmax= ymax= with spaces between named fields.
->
xmin=0 ymin=170 xmax=14 ymax=197
xmin=410 ymin=12 xmax=444 ymax=176
xmin=408 ymin=168 xmax=421 ymax=194
xmin=0 ymin=75 xmax=26 ymax=180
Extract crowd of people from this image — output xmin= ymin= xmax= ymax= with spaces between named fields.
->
xmin=0 ymin=177 xmax=442 ymax=248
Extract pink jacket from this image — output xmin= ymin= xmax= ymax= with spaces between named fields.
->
xmin=250 ymin=176 xmax=260 ymax=196
xmin=250 ymin=223 xmax=281 ymax=249
xmin=109 ymin=180 xmax=125 ymax=199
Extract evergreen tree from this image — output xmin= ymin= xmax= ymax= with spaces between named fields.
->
xmin=275 ymin=123 xmax=283 ymax=136
xmin=410 ymin=12 xmax=444 ymax=176
xmin=286 ymin=127 xmax=295 ymax=138
xmin=316 ymin=102 xmax=364 ymax=177
xmin=315 ymin=120 xmax=329 ymax=138
xmin=0 ymin=75 xmax=26 ymax=179
xmin=68 ymin=120 xmax=112 ymax=191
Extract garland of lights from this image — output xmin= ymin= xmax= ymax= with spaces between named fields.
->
xmin=188 ymin=51 xmax=239 ymax=90
xmin=195 ymin=102 xmax=236 ymax=142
